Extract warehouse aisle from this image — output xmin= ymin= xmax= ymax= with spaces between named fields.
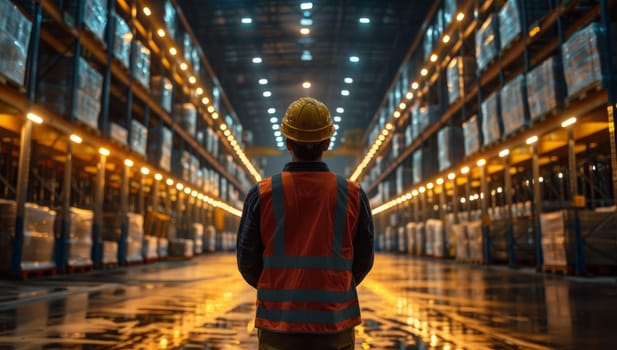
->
xmin=1 ymin=254 xmax=616 ymax=349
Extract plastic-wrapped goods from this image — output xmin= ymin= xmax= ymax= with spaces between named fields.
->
xmin=453 ymin=224 xmax=468 ymax=260
xmin=37 ymin=57 xmax=103 ymax=130
xmin=133 ymin=40 xmax=151 ymax=89
xmin=481 ymin=92 xmax=501 ymax=146
xmin=190 ymin=155 xmax=199 ymax=184
xmin=426 ymin=219 xmax=444 ymax=258
xmin=125 ymin=213 xmax=144 ymax=263
xmin=437 ymin=126 xmax=464 ymax=171
xmin=0 ymin=0 xmax=32 ymax=85
xmin=170 ymin=239 xmax=194 ymax=257
xmin=183 ymin=32 xmax=193 ymax=63
xmin=205 ymin=225 xmax=216 ymax=252
xmin=443 ymin=0 xmax=457 ymax=26
xmin=476 ymin=14 xmax=500 ymax=73
xmin=149 ymin=126 xmax=172 ymax=171
xmin=423 ymin=25 xmax=435 ymax=60
xmin=463 ymin=115 xmax=480 ymax=156
xmin=405 ymin=223 xmax=416 ymax=255
xmin=110 ymin=122 xmax=127 ymax=145
xmin=191 ymin=223 xmax=204 ymax=254
xmin=501 ymin=75 xmax=528 ymax=136
xmin=176 ymin=103 xmax=197 ymax=136
xmin=130 ymin=120 xmax=148 ymax=156
xmin=113 ymin=13 xmax=131 ymax=68
xmin=404 ymin=123 xmax=413 ymax=146
xmin=414 ymin=223 xmax=425 ymax=256
xmin=66 ymin=207 xmax=93 ymax=267
xmin=63 ymin=0 xmax=107 ymax=42
xmin=142 ymin=236 xmax=158 ymax=260
xmin=158 ymin=237 xmax=169 ymax=258
xmin=527 ymin=56 xmax=563 ymax=121
xmin=151 ymin=76 xmax=173 ymax=113
xmin=164 ymin=1 xmax=177 ymax=40
xmin=447 ymin=57 xmax=476 ymax=105
xmin=391 ymin=132 xmax=403 ymax=159
xmin=395 ymin=167 xmax=404 ymax=196
xmin=397 ymin=227 xmax=406 ymax=253
xmin=465 ymin=220 xmax=483 ymax=262
xmin=413 ymin=151 xmax=423 ymax=184
xmin=0 ymin=200 xmax=56 ymax=271
xmin=177 ymin=150 xmax=191 ymax=182
xmin=499 ymin=0 xmax=550 ymax=51
xmin=540 ymin=211 xmax=567 ymax=266
xmin=412 ymin=105 xmax=440 ymax=137
xmin=562 ymin=23 xmax=611 ymax=98
xmin=103 ymin=241 xmax=117 ymax=264
xmin=191 ymin=48 xmax=201 ymax=76
xmin=425 ymin=222 xmax=434 ymax=256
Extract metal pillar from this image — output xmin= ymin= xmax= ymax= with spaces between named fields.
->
xmin=504 ymin=156 xmax=516 ymax=265
xmin=438 ymin=182 xmax=447 ymax=257
xmin=480 ymin=164 xmax=491 ymax=264
xmin=532 ymin=144 xmax=543 ymax=269
xmin=119 ymin=164 xmax=130 ymax=265
xmin=138 ymin=172 xmax=145 ymax=216
xmin=465 ymin=174 xmax=471 ymax=214
xmin=12 ymin=121 xmax=33 ymax=274
xmin=92 ymin=153 xmax=106 ymax=268
xmin=152 ymin=177 xmax=160 ymax=212
xmin=100 ymin=0 xmax=116 ymax=137
xmin=26 ymin=3 xmax=42 ymax=101
xmin=568 ymin=128 xmax=585 ymax=274
xmin=600 ymin=0 xmax=617 ymax=203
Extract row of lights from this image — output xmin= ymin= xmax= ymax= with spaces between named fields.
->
xmin=26 ymin=113 xmax=242 ymax=217
xmin=372 ymin=116 xmax=578 ymax=215
xmin=349 ymin=10 xmax=468 ymax=182
xmin=142 ymin=5 xmax=262 ymax=183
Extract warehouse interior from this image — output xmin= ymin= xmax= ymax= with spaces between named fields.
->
xmin=0 ymin=0 xmax=617 ymax=349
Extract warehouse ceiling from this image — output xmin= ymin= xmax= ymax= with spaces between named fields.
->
xmin=176 ymin=0 xmax=433 ymax=151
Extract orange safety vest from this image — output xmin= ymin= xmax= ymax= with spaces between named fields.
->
xmin=256 ymin=171 xmax=362 ymax=333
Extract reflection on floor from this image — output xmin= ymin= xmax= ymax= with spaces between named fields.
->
xmin=1 ymin=254 xmax=616 ymax=349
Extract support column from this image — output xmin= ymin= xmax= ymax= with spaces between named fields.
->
xmin=152 ymin=175 xmax=161 ymax=213
xmin=92 ymin=152 xmax=106 ymax=268
xmin=12 ymin=120 xmax=33 ymax=274
xmin=138 ymin=171 xmax=145 ymax=216
xmin=532 ymin=143 xmax=543 ymax=270
xmin=568 ymin=128 xmax=585 ymax=275
xmin=504 ymin=155 xmax=516 ymax=265
xmin=480 ymin=163 xmax=491 ymax=265
xmin=438 ymin=180 xmax=447 ymax=257
xmin=451 ymin=174 xmax=459 ymax=224
xmin=119 ymin=163 xmax=130 ymax=265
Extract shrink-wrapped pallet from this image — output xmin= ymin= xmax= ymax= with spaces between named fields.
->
xmin=163 ymin=0 xmax=177 ymax=41
xmin=176 ymin=103 xmax=197 ymax=136
xmin=0 ymin=0 xmax=32 ymax=85
xmin=540 ymin=211 xmax=567 ymax=266
xmin=499 ymin=0 xmax=549 ymax=51
xmin=151 ymin=76 xmax=173 ymax=112
xmin=66 ymin=207 xmax=93 ymax=267
xmin=527 ymin=57 xmax=563 ymax=121
xmin=423 ymin=25 xmax=435 ymax=60
xmin=64 ymin=0 xmax=107 ymax=42
xmin=476 ymin=14 xmax=500 ymax=72
xmin=37 ymin=57 xmax=103 ymax=130
xmin=130 ymin=120 xmax=148 ymax=156
xmin=134 ymin=40 xmax=151 ymax=89
xmin=463 ymin=115 xmax=480 ymax=156
xmin=414 ymin=223 xmax=425 ymax=256
xmin=580 ymin=208 xmax=617 ymax=266
xmin=426 ymin=219 xmax=444 ymax=258
xmin=205 ymin=225 xmax=216 ymax=252
xmin=397 ymin=226 xmax=407 ymax=253
xmin=437 ymin=126 xmax=464 ymax=171
xmin=190 ymin=223 xmax=204 ymax=254
xmin=148 ymin=126 xmax=173 ymax=171
xmin=412 ymin=105 xmax=440 ymax=138
xmin=466 ymin=220 xmax=483 ymax=262
xmin=103 ymin=241 xmax=117 ymax=264
xmin=447 ymin=56 xmax=476 ymax=105
xmin=113 ymin=13 xmax=131 ymax=68
xmin=562 ymin=23 xmax=608 ymax=98
xmin=142 ymin=236 xmax=158 ymax=260
xmin=406 ymin=222 xmax=416 ymax=255
xmin=110 ymin=122 xmax=128 ymax=145
xmin=170 ymin=239 xmax=194 ymax=258
xmin=453 ymin=224 xmax=468 ymax=260
xmin=126 ymin=213 xmax=144 ymax=263
xmin=0 ymin=200 xmax=56 ymax=271
xmin=501 ymin=75 xmax=528 ymax=136
xmin=481 ymin=92 xmax=501 ymax=146
xmin=158 ymin=237 xmax=169 ymax=258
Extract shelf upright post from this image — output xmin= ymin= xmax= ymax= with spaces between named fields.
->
xmin=165 ymin=181 xmax=172 ymax=214
xmin=12 ymin=2 xmax=44 ymax=275
xmin=531 ymin=143 xmax=543 ymax=270
xmin=92 ymin=152 xmax=106 ymax=268
xmin=568 ymin=127 xmax=585 ymax=275
xmin=152 ymin=176 xmax=160 ymax=213
xmin=176 ymin=191 xmax=184 ymax=239
xmin=119 ymin=162 xmax=130 ymax=266
xmin=480 ymin=162 xmax=491 ymax=265
xmin=451 ymin=175 xmax=459 ymax=224
xmin=100 ymin=0 xmax=116 ymax=138
xmin=600 ymin=0 xmax=617 ymax=203
xmin=138 ymin=171 xmax=145 ymax=216
xmin=438 ymin=181 xmax=447 ymax=257
xmin=504 ymin=154 xmax=516 ymax=265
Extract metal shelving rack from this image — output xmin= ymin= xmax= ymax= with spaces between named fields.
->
xmin=355 ymin=0 xmax=617 ymax=275
xmin=0 ymin=0 xmax=252 ymax=276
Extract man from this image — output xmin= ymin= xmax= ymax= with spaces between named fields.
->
xmin=237 ymin=97 xmax=374 ymax=350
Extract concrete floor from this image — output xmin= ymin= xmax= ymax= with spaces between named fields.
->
xmin=0 ymin=254 xmax=616 ymax=349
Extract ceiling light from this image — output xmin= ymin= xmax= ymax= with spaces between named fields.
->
xmin=223 ymin=130 xmax=231 ymax=136
xmin=207 ymin=106 xmax=215 ymax=113
xmin=70 ymin=134 xmax=82 ymax=144
xmin=561 ymin=117 xmax=577 ymax=128
xmin=166 ymin=178 xmax=174 ymax=186
xmin=259 ymin=78 xmax=268 ymax=85
xmin=263 ymin=91 xmax=272 ymax=97
xmin=302 ymin=81 xmax=311 ymax=88
xmin=180 ymin=62 xmax=188 ymax=71
xmin=241 ymin=17 xmax=252 ymax=24
xmin=436 ymin=178 xmax=444 ymax=185
xmin=430 ymin=54 xmax=438 ymax=62
xmin=26 ymin=113 xmax=43 ymax=124
xmin=336 ymin=107 xmax=344 ymax=113
xmin=300 ymin=2 xmax=313 ymax=10
xmin=157 ymin=29 xmax=165 ymax=37
xmin=143 ymin=7 xmax=151 ymax=16
xmin=344 ymin=77 xmax=353 ymax=84
xmin=406 ymin=92 xmax=414 ymax=100
xmin=448 ymin=172 xmax=456 ymax=180
xmin=184 ymin=187 xmax=191 ymax=194
xmin=301 ymin=50 xmax=313 ymax=61
xmin=349 ymin=56 xmax=360 ymax=63
xmin=195 ymin=87 xmax=203 ymax=95
xmin=477 ymin=159 xmax=486 ymax=167
xmin=270 ymin=117 xmax=278 ymax=123
xmin=411 ymin=82 xmax=419 ymax=90
xmin=421 ymin=68 xmax=428 ymax=76
xmin=461 ymin=166 xmax=470 ymax=174
xmin=141 ymin=167 xmax=150 ymax=175
xmin=443 ymin=34 xmax=451 ymax=43
xmin=334 ymin=116 xmax=342 ymax=122
xmin=277 ymin=141 xmax=285 ymax=147
xmin=385 ymin=123 xmax=393 ymax=130
xmin=220 ymin=124 xmax=228 ymax=131
xmin=252 ymin=57 xmax=262 ymax=64
xmin=526 ymin=135 xmax=538 ymax=144
xmin=272 ymin=124 xmax=279 ymax=130
xmin=426 ymin=182 xmax=434 ymax=189
xmin=276 ymin=136 xmax=283 ymax=142
xmin=499 ymin=149 xmax=510 ymax=158
xmin=169 ymin=47 xmax=177 ymax=56
xmin=274 ymin=131 xmax=281 ymax=136
xmin=456 ymin=12 xmax=465 ymax=21
xmin=98 ymin=147 xmax=110 ymax=156
xmin=300 ymin=18 xmax=313 ymax=26
xmin=268 ymin=108 xmax=276 ymax=114
xmin=334 ymin=124 xmax=339 ymax=130
xmin=201 ymin=97 xmax=209 ymax=105
xmin=394 ymin=111 xmax=401 ymax=118
xmin=341 ymin=89 xmax=350 ymax=96
xmin=124 ymin=159 xmax=134 ymax=167
xmin=188 ymin=76 xmax=197 ymax=84
xmin=154 ymin=173 xmax=163 ymax=181
xmin=300 ymin=28 xmax=310 ymax=35
xmin=399 ymin=102 xmax=406 ymax=109
xmin=211 ymin=112 xmax=219 ymax=119
xmin=359 ymin=17 xmax=370 ymax=24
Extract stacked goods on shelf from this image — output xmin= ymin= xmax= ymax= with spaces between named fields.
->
xmin=463 ymin=115 xmax=480 ymax=156
xmin=423 ymin=25 xmax=435 ymax=60
xmin=527 ymin=57 xmax=564 ymax=121
xmin=163 ymin=0 xmax=177 ymax=41
xmin=499 ymin=0 xmax=550 ymax=51
xmin=37 ymin=57 xmax=103 ymax=130
xmin=562 ymin=23 xmax=615 ymax=98
xmin=169 ymin=238 xmax=194 ymax=258
xmin=103 ymin=241 xmax=117 ymax=264
xmin=148 ymin=126 xmax=173 ymax=171
xmin=204 ymin=225 xmax=216 ymax=252
xmin=182 ymin=32 xmax=192 ymax=64
xmin=397 ymin=226 xmax=406 ymax=253
xmin=144 ymin=210 xmax=170 ymax=238
xmin=0 ymin=200 xmax=56 ymax=271
xmin=404 ymin=123 xmax=413 ymax=146
xmin=391 ymin=132 xmax=403 ymax=159
xmin=175 ymin=150 xmax=190 ymax=182
xmin=130 ymin=120 xmax=148 ymax=156
xmin=177 ymin=103 xmax=197 ymax=136
xmin=476 ymin=14 xmax=500 ymax=72
xmin=540 ymin=211 xmax=571 ymax=267
xmin=191 ymin=47 xmax=201 ymax=76
xmin=426 ymin=219 xmax=444 ymax=258
xmin=579 ymin=207 xmax=617 ymax=266
xmin=384 ymin=226 xmax=395 ymax=252
xmin=412 ymin=105 xmax=440 ymax=138
xmin=447 ymin=56 xmax=476 ymax=104
xmin=151 ymin=76 xmax=173 ymax=112
xmin=512 ymin=217 xmax=536 ymax=263
xmin=142 ymin=235 xmax=158 ymax=261
xmin=486 ymin=218 xmax=510 ymax=262
xmin=453 ymin=224 xmax=468 ymax=261
xmin=395 ymin=167 xmax=404 ymax=196
xmin=443 ymin=0 xmax=457 ymax=26
xmin=65 ymin=207 xmax=93 ymax=267
xmin=501 ymin=75 xmax=528 ymax=136
xmin=158 ymin=237 xmax=169 ymax=258
xmin=191 ymin=223 xmax=204 ymax=254
xmin=414 ymin=223 xmax=425 ymax=256
xmin=466 ymin=220 xmax=483 ymax=262
xmin=481 ymin=92 xmax=501 ymax=146
xmin=437 ymin=126 xmax=464 ymax=171
xmin=412 ymin=140 xmax=437 ymax=184
xmin=64 ymin=0 xmax=107 ymax=42
xmin=190 ymin=155 xmax=199 ymax=185
xmin=126 ymin=213 xmax=144 ymax=263
xmin=112 ymin=13 xmax=131 ymax=68
xmin=444 ymin=213 xmax=457 ymax=258
xmin=133 ymin=40 xmax=151 ymax=89
xmin=406 ymin=222 xmax=416 ymax=255
xmin=0 ymin=0 xmax=32 ymax=85
xmin=206 ymin=128 xmax=220 ymax=159
xmin=110 ymin=122 xmax=128 ymax=145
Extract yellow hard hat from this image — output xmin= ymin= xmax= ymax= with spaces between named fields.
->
xmin=280 ymin=97 xmax=334 ymax=143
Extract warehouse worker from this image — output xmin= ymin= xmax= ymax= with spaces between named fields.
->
xmin=237 ymin=97 xmax=375 ymax=349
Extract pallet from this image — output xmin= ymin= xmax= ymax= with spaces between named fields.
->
xmin=20 ymin=267 xmax=57 ymax=280
xmin=66 ymin=264 xmax=93 ymax=274
xmin=565 ymin=81 xmax=603 ymax=105
xmin=542 ymin=264 xmax=573 ymax=275
xmin=102 ymin=262 xmax=118 ymax=270
xmin=0 ymin=72 xmax=27 ymax=93
xmin=124 ymin=259 xmax=143 ymax=267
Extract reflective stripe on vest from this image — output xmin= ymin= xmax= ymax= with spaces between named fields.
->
xmin=256 ymin=172 xmax=361 ymax=333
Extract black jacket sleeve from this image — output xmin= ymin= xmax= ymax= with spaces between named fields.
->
xmin=236 ymin=185 xmax=263 ymax=288
xmin=352 ymin=188 xmax=375 ymax=285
